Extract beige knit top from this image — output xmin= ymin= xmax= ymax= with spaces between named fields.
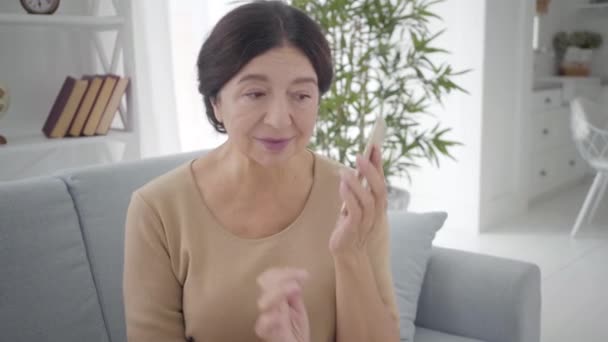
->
xmin=123 ymin=153 xmax=398 ymax=342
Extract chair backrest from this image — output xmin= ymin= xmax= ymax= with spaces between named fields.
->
xmin=570 ymin=97 xmax=608 ymax=166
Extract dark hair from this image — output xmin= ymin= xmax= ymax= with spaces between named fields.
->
xmin=196 ymin=0 xmax=333 ymax=133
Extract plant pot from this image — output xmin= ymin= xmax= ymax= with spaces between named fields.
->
xmin=559 ymin=47 xmax=594 ymax=77
xmin=387 ymin=185 xmax=410 ymax=211
xmin=560 ymin=63 xmax=590 ymax=77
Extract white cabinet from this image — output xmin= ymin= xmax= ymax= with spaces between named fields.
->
xmin=527 ymin=83 xmax=598 ymax=200
xmin=530 ymin=88 xmax=562 ymax=112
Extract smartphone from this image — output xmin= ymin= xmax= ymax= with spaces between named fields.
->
xmin=340 ymin=114 xmax=386 ymax=213
xmin=359 ymin=114 xmax=387 ymax=188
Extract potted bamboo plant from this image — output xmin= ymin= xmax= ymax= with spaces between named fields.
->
xmin=288 ymin=0 xmax=467 ymax=209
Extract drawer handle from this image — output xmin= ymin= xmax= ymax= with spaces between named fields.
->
xmin=569 ymin=160 xmax=576 ymax=166
xmin=544 ymin=97 xmax=551 ymax=104
xmin=540 ymin=169 xmax=547 ymax=177
xmin=542 ymin=128 xmax=549 ymax=135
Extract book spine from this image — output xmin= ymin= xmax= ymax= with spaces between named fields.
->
xmin=42 ymin=76 xmax=76 ymax=138
xmin=96 ymin=77 xmax=129 ymax=135
xmin=82 ymin=75 xmax=119 ymax=136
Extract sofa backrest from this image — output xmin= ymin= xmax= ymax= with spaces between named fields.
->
xmin=0 ymin=177 xmax=110 ymax=342
xmin=2 ymin=150 xmax=436 ymax=342
xmin=57 ymin=151 xmax=202 ymax=342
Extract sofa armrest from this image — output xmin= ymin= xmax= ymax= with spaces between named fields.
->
xmin=415 ymin=247 xmax=541 ymax=342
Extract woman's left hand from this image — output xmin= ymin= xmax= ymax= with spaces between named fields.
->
xmin=255 ymin=268 xmax=310 ymax=342
xmin=329 ymin=145 xmax=387 ymax=256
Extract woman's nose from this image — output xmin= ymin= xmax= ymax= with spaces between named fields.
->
xmin=263 ymin=97 xmax=292 ymax=129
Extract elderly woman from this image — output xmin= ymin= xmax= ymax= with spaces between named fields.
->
xmin=123 ymin=1 xmax=399 ymax=341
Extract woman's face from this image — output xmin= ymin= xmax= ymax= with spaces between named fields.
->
xmin=212 ymin=45 xmax=320 ymax=167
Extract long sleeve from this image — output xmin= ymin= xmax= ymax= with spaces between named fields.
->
xmin=123 ymin=192 xmax=187 ymax=341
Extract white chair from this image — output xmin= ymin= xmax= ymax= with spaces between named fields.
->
xmin=570 ymin=97 xmax=608 ymax=237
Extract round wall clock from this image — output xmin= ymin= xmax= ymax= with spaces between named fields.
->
xmin=20 ymin=0 xmax=61 ymax=15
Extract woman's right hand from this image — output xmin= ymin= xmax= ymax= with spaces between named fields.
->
xmin=255 ymin=268 xmax=310 ymax=342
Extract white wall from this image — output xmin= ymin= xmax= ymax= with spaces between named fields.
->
xmin=394 ymin=0 xmax=487 ymax=233
xmin=478 ymin=0 xmax=533 ymax=229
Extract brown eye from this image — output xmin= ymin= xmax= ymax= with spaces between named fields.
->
xmin=295 ymin=93 xmax=311 ymax=101
xmin=245 ymin=92 xmax=265 ymax=99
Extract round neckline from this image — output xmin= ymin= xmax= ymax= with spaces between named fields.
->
xmin=187 ymin=150 xmax=320 ymax=243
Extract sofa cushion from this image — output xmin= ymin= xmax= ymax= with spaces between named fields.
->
xmin=0 ymin=177 xmax=109 ymax=342
xmin=414 ymin=327 xmax=486 ymax=342
xmin=388 ymin=211 xmax=447 ymax=342
xmin=415 ymin=247 xmax=541 ymax=342
xmin=58 ymin=151 xmax=202 ymax=342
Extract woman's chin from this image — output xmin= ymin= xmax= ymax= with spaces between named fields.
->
xmin=251 ymin=143 xmax=300 ymax=167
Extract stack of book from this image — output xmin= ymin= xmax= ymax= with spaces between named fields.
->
xmin=42 ymin=74 xmax=129 ymax=138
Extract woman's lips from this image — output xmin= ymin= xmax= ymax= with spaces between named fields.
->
xmin=256 ymin=137 xmax=294 ymax=152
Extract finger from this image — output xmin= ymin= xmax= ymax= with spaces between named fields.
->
xmin=339 ymin=173 xmax=363 ymax=225
xmin=255 ymin=308 xmax=282 ymax=338
xmin=357 ymin=154 xmax=387 ymax=211
xmin=286 ymin=287 xmax=307 ymax=316
xmin=257 ymin=268 xmax=309 ymax=290
xmin=371 ymin=145 xmax=385 ymax=178
xmin=342 ymin=167 xmax=374 ymax=227
xmin=258 ymin=280 xmax=302 ymax=312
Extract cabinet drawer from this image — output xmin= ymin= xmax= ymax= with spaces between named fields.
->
xmin=552 ymin=108 xmax=573 ymax=147
xmin=531 ymin=89 xmax=563 ymax=112
xmin=529 ymin=108 xmax=571 ymax=150
xmin=557 ymin=146 xmax=589 ymax=183
xmin=529 ymin=147 xmax=589 ymax=199
xmin=529 ymin=152 xmax=557 ymax=198
xmin=530 ymin=113 xmax=559 ymax=151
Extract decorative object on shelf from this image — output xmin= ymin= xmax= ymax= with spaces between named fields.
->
xmin=95 ymin=76 xmax=129 ymax=135
xmin=19 ymin=0 xmax=60 ymax=15
xmin=288 ymin=0 xmax=466 ymax=208
xmin=68 ymin=75 xmax=104 ymax=136
xmin=0 ymin=83 xmax=9 ymax=145
xmin=536 ymin=0 xmax=551 ymax=15
xmin=81 ymin=75 xmax=117 ymax=136
xmin=553 ymin=31 xmax=603 ymax=77
xmin=42 ymin=76 xmax=89 ymax=138
xmin=42 ymin=74 xmax=129 ymax=139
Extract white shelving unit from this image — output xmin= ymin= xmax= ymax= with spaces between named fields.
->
xmin=0 ymin=13 xmax=124 ymax=30
xmin=0 ymin=0 xmax=140 ymax=181
xmin=578 ymin=2 xmax=608 ymax=10
xmin=2 ymin=119 xmax=134 ymax=154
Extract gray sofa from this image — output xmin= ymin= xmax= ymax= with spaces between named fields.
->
xmin=0 ymin=151 xmax=541 ymax=342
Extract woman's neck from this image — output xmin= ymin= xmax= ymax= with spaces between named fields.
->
xmin=214 ymin=141 xmax=314 ymax=200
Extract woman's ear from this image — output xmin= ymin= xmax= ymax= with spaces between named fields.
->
xmin=211 ymin=95 xmax=223 ymax=123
